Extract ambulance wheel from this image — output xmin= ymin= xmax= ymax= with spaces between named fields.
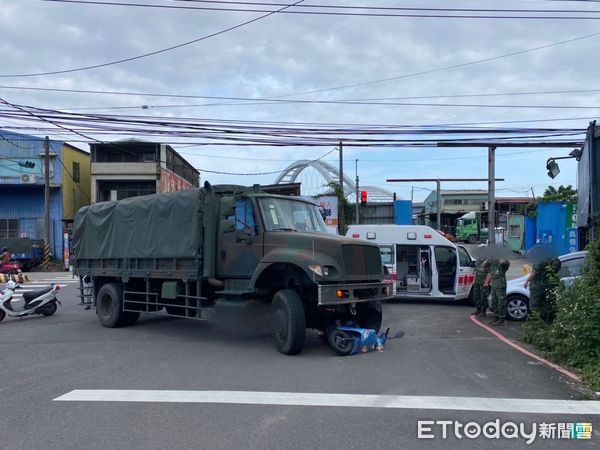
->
xmin=467 ymin=234 xmax=478 ymax=244
xmin=0 ymin=309 xmax=5 ymax=322
xmin=271 ymin=289 xmax=306 ymax=355
xmin=328 ymin=329 xmax=355 ymax=356
xmin=356 ymin=302 xmax=382 ymax=333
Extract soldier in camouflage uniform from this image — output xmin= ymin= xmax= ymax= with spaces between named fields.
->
xmin=484 ymin=258 xmax=510 ymax=325
xmin=470 ymin=258 xmax=489 ymax=317
xmin=524 ymin=256 xmax=561 ymax=323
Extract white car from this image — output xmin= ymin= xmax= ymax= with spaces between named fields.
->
xmin=503 ymin=251 xmax=588 ymax=321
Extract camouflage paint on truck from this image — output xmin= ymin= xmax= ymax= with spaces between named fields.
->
xmin=74 ymin=182 xmax=392 ymax=354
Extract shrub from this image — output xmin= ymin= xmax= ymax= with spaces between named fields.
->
xmin=522 ymin=237 xmax=600 ymax=390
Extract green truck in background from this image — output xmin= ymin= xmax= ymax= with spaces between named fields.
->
xmin=456 ymin=211 xmax=489 ymax=244
xmin=73 ymin=182 xmax=392 ymax=355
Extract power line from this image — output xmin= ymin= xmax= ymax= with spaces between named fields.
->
xmin=1 ymin=0 xmax=304 ymax=78
xmin=197 ymin=145 xmax=337 ymax=175
xmin=41 ymin=0 xmax=600 ymax=18
xmin=271 ymin=31 xmax=600 ymax=99
xmin=8 ymin=84 xmax=600 ymax=113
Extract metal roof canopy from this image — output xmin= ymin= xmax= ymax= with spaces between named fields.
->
xmin=434 ymin=140 xmax=583 ymax=242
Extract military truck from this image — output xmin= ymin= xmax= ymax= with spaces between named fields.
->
xmin=73 ymin=183 xmax=392 ymax=354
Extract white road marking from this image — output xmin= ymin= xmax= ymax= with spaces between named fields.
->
xmin=53 ymin=390 xmax=600 ymax=415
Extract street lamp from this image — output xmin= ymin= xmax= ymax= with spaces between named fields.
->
xmin=545 ymin=148 xmax=583 ymax=179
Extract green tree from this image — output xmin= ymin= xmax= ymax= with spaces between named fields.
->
xmin=539 ymin=185 xmax=577 ymax=203
xmin=325 ymin=182 xmax=354 ymax=235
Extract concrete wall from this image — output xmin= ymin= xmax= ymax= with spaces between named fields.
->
xmin=61 ymin=144 xmax=91 ymax=220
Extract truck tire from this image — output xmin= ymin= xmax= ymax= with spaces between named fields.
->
xmin=271 ymin=289 xmax=306 ymax=355
xmin=467 ymin=234 xmax=478 ymax=244
xmin=96 ymin=282 xmax=136 ymax=328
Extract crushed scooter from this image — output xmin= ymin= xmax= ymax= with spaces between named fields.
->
xmin=325 ymin=322 xmax=392 ymax=356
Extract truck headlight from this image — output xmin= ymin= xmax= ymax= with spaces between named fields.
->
xmin=308 ymin=264 xmax=323 ymax=276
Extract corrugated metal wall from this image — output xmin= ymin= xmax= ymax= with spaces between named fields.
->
xmin=536 ymin=202 xmax=570 ymax=256
xmin=359 ymin=202 xmax=394 ymax=224
xmin=0 ymin=186 xmax=63 ymax=257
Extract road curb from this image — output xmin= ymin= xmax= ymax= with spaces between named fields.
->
xmin=469 ymin=315 xmax=581 ymax=382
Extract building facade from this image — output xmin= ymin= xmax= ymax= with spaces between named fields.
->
xmin=89 ymin=140 xmax=200 ymax=202
xmin=0 ymin=130 xmax=91 ymax=259
xmin=422 ymin=189 xmax=533 ymax=233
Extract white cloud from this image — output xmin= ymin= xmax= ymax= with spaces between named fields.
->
xmin=0 ymin=0 xmax=596 ymax=200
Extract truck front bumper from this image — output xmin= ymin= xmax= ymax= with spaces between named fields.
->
xmin=317 ymin=281 xmax=394 ymax=306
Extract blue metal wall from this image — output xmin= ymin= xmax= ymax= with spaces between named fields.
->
xmin=524 ymin=216 xmax=536 ymax=251
xmin=0 ymin=186 xmax=63 ymax=257
xmin=0 ymin=130 xmax=63 ymax=185
xmin=394 ymin=200 xmax=412 ymax=225
xmin=536 ymin=202 xmax=569 ymax=256
xmin=1 ymin=129 xmax=65 ymax=258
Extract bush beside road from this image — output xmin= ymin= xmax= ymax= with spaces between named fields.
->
xmin=522 ymin=237 xmax=600 ymax=391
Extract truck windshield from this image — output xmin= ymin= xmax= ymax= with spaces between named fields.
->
xmin=258 ymin=198 xmax=328 ymax=233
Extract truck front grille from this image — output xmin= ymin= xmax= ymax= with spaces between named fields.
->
xmin=341 ymin=245 xmax=382 ymax=276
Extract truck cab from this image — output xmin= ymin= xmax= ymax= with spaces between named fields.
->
xmin=346 ymin=224 xmax=476 ymax=301
xmin=456 ymin=211 xmax=488 ymax=244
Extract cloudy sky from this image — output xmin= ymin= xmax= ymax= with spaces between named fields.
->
xmin=0 ymin=0 xmax=596 ymax=201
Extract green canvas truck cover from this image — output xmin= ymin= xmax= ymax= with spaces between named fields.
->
xmin=73 ymin=188 xmax=204 ymax=260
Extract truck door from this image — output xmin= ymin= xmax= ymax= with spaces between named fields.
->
xmin=217 ymin=199 xmax=264 ymax=278
xmin=455 ymin=245 xmax=475 ymax=300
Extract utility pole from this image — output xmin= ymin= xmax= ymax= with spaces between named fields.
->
xmin=43 ymin=136 xmax=50 ymax=271
xmin=355 ymin=158 xmax=359 ymax=225
xmin=436 ymin=179 xmax=442 ymax=232
xmin=488 ymin=145 xmax=496 ymax=245
xmin=338 ymin=141 xmax=344 ymax=233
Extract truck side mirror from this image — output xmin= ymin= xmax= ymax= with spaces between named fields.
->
xmin=220 ymin=219 xmax=235 ymax=233
xmin=220 ymin=197 xmax=235 ymax=218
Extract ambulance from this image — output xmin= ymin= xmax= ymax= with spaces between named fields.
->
xmin=346 ymin=225 xmax=476 ymax=301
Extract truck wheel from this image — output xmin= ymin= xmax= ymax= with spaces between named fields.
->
xmin=0 ymin=309 xmax=5 ymax=322
xmin=467 ymin=234 xmax=478 ymax=244
xmin=96 ymin=282 xmax=135 ymax=328
xmin=356 ymin=302 xmax=382 ymax=333
xmin=271 ymin=289 xmax=306 ymax=355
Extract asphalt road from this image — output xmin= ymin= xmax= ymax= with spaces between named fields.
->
xmin=0 ymin=278 xmax=598 ymax=449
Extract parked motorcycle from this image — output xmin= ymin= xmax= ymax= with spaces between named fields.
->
xmin=0 ymin=280 xmax=61 ymax=322
xmin=0 ymin=261 xmax=22 ymax=275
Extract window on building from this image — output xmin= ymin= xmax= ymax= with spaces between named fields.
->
xmin=0 ymin=219 xmax=18 ymax=239
xmin=93 ymin=143 xmax=157 ymax=163
xmin=509 ymin=224 xmax=521 ymax=238
xmin=97 ymin=180 xmax=156 ymax=202
xmin=448 ymin=199 xmax=463 ymax=205
xmin=72 ymin=161 xmax=80 ymax=183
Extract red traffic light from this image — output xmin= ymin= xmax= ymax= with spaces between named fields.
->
xmin=360 ymin=190 xmax=367 ymax=206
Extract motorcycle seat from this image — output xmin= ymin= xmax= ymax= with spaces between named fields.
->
xmin=23 ymin=287 xmax=53 ymax=302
